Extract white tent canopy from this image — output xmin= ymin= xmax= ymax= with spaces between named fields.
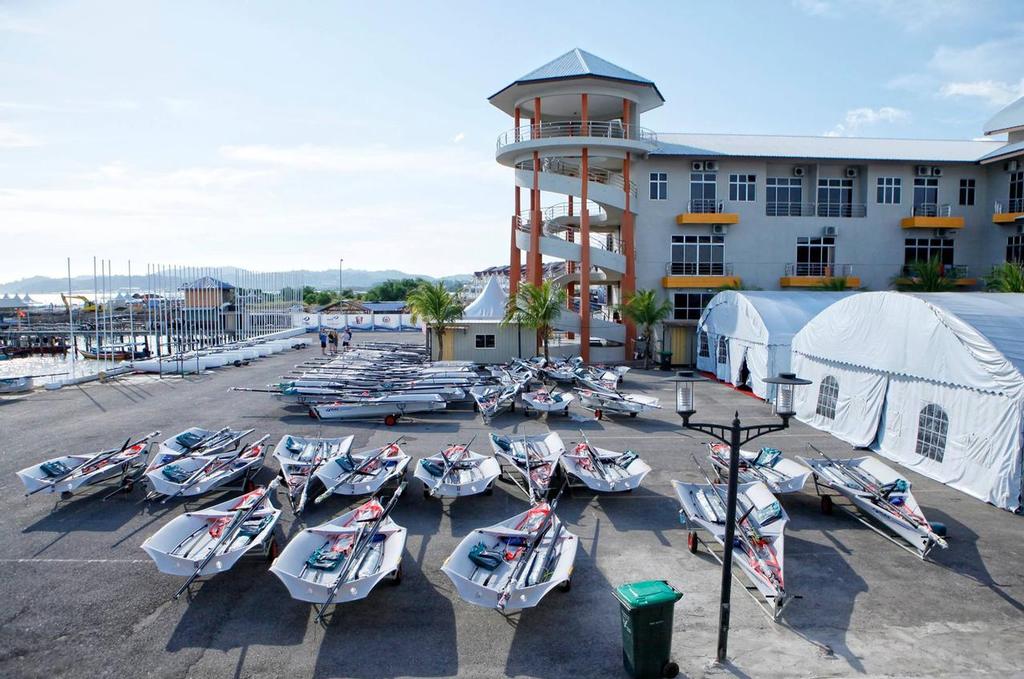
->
xmin=696 ymin=291 xmax=853 ymax=399
xmin=462 ymin=276 xmax=507 ymax=320
xmin=791 ymin=291 xmax=1024 ymax=511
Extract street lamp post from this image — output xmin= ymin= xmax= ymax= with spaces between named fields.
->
xmin=339 ymin=258 xmax=344 ymax=302
xmin=671 ymin=369 xmax=811 ymax=665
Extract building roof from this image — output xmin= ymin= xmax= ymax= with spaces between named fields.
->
xmin=463 ymin=276 xmax=507 ymax=320
xmin=361 ymin=301 xmax=407 ymax=313
xmin=984 ymin=95 xmax=1024 ymax=136
xmin=179 ymin=276 xmax=234 ymax=290
xmin=652 ymin=132 xmax=1004 ymax=163
xmin=979 ymin=139 xmax=1024 ymax=164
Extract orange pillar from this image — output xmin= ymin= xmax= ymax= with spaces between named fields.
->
xmin=510 ymin=110 xmax=522 ymax=296
xmin=528 ymin=97 xmax=543 ymax=286
xmin=579 ymin=93 xmax=590 ymax=362
xmin=622 ymin=99 xmax=637 ymax=359
xmin=566 ymin=197 xmax=575 ymax=340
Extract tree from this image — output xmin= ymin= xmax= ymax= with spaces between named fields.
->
xmin=407 ymin=281 xmax=462 ymax=360
xmin=618 ymin=289 xmax=672 ymax=369
xmin=985 ymin=262 xmax=1024 ymax=292
xmin=502 ymin=280 xmax=567 ymax=360
xmin=364 ymin=278 xmax=427 ymax=302
xmin=894 ymin=256 xmax=955 ymax=292
xmin=315 ymin=291 xmax=333 ymax=306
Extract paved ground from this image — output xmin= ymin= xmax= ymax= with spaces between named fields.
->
xmin=0 ymin=333 xmax=1022 ymax=678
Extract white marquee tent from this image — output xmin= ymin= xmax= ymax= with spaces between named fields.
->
xmin=791 ymin=291 xmax=1024 ymax=511
xmin=696 ymin=291 xmax=852 ymax=399
xmin=463 ymin=276 xmax=507 ymax=320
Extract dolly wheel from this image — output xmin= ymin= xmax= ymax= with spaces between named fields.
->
xmin=821 ymin=494 xmax=834 ymax=515
xmin=558 ymin=576 xmax=572 ymax=592
xmin=244 ymin=478 xmax=257 ymax=493
xmin=384 ymin=414 xmax=398 ymax=427
xmin=594 ymin=409 xmax=603 ymax=420
xmin=662 ymin=661 xmax=680 ymax=678
xmin=60 ymin=491 xmax=73 ymax=501
xmin=422 ymin=487 xmax=431 ymax=500
xmin=390 ymin=562 xmax=403 ymax=585
xmin=629 ymin=412 xmax=638 ymax=418
xmin=267 ymin=538 xmax=280 ymax=562
xmin=484 ymin=484 xmax=494 ymax=496
xmin=308 ymin=410 xmax=317 ymax=419
xmin=687 ymin=531 xmax=699 ymax=554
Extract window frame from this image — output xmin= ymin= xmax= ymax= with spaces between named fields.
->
xmin=876 ymin=177 xmax=902 ymax=205
xmin=716 ymin=336 xmax=728 ymax=364
xmin=649 ymin=171 xmax=668 ymax=201
xmin=904 ymin=237 xmax=954 ymax=269
xmin=474 ymin=334 xmax=496 ymax=349
xmin=958 ymin=178 xmax=975 ymax=207
xmin=672 ymin=292 xmax=715 ymax=321
xmin=915 ymin=403 xmax=949 ymax=463
xmin=795 ymin=236 xmax=836 ymax=275
xmin=766 ymin=176 xmax=803 ymax=216
xmin=670 ymin=234 xmax=725 ymax=275
xmin=1007 ymin=234 xmax=1024 ymax=265
xmin=815 ymin=375 xmax=839 ymax=420
xmin=728 ymin=173 xmax=756 ymax=202
xmin=698 ymin=331 xmax=710 ymax=358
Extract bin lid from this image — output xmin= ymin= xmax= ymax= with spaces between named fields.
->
xmin=614 ymin=580 xmax=682 ymax=608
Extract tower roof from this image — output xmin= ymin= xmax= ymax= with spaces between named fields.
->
xmin=984 ymin=94 xmax=1024 ymax=136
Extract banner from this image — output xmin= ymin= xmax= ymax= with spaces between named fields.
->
xmin=321 ymin=313 xmax=344 ymax=329
xmin=400 ymin=314 xmax=421 ymax=331
xmin=348 ymin=313 xmax=373 ymax=330
xmin=375 ymin=313 xmax=401 ymax=331
xmin=292 ymin=312 xmax=317 ymax=330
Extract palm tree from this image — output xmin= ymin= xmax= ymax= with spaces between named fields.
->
xmin=894 ymin=256 xmax=955 ymax=292
xmin=407 ymin=281 xmax=462 ymax=360
xmin=619 ymin=289 xmax=673 ymax=369
xmin=817 ymin=276 xmax=855 ymax=291
xmin=985 ymin=262 xmax=1024 ymax=292
xmin=502 ymin=280 xmax=566 ymax=360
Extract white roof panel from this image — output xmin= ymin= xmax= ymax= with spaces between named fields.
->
xmin=984 ymin=95 xmax=1024 ymax=135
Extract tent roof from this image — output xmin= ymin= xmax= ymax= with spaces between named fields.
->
xmin=698 ymin=290 xmax=854 ymax=347
xmin=462 ymin=276 xmax=507 ymax=320
xmin=792 ymin=292 xmax=1024 ymax=397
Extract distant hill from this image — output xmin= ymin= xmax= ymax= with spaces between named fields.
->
xmin=0 ymin=267 xmax=473 ymax=294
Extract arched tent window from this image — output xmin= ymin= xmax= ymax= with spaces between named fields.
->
xmin=698 ymin=331 xmax=709 ymax=357
xmin=716 ymin=336 xmax=728 ymax=364
xmin=815 ymin=375 xmax=839 ymax=420
xmin=915 ymin=404 xmax=949 ymax=462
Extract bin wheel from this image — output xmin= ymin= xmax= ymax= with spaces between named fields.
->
xmin=384 ymin=414 xmax=398 ymax=427
xmin=662 ymin=661 xmax=680 ymax=678
xmin=821 ymin=494 xmax=834 ymax=515
xmin=687 ymin=531 xmax=699 ymax=554
xmin=558 ymin=576 xmax=572 ymax=592
xmin=594 ymin=409 xmax=603 ymax=420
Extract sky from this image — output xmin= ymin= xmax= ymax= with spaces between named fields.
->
xmin=1 ymin=0 xmax=1022 ymax=282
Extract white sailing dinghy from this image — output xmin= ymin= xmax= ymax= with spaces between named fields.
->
xmin=469 ymin=382 xmax=521 ymax=423
xmin=520 ymin=389 xmax=575 ymax=417
xmin=798 ymin=445 xmax=948 ymax=559
xmin=309 ymin=393 xmax=446 ymax=425
xmin=312 ymin=439 xmax=410 ymax=502
xmin=145 ymin=435 xmax=270 ymax=502
xmin=672 ymin=478 xmax=789 ymax=619
xmin=575 ymin=379 xmax=660 ymax=419
xmin=273 ymin=434 xmax=355 ymax=512
xmin=441 ymin=497 xmax=577 ymax=611
xmin=489 ymin=432 xmax=564 ymax=501
xmin=271 ymin=484 xmax=407 ymax=622
xmin=18 ymin=431 xmax=160 ymax=498
xmin=146 ymin=427 xmax=253 ymax=477
xmin=708 ymin=442 xmax=812 ymax=495
xmin=561 ymin=434 xmax=651 ymax=492
xmin=141 ymin=483 xmax=281 ymax=585
xmin=414 ymin=438 xmax=501 ymax=498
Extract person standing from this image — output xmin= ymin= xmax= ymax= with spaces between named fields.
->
xmin=342 ymin=327 xmax=353 ymax=351
xmin=328 ymin=328 xmax=339 ymax=355
xmin=319 ymin=327 xmax=328 ymax=355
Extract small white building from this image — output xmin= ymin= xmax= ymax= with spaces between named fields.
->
xmin=428 ymin=276 xmax=534 ymax=363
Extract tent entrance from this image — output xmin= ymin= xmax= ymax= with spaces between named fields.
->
xmin=736 ymin=358 xmax=751 ymax=392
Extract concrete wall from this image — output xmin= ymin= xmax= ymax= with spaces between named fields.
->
xmin=431 ymin=322 xmax=536 ymax=363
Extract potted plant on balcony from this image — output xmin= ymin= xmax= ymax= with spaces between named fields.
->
xmin=985 ymin=262 xmax=1024 ymax=292
xmin=893 ymin=256 xmax=956 ymax=292
xmin=619 ymin=289 xmax=672 ymax=370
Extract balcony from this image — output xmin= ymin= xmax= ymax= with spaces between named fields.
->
xmin=765 ymin=202 xmax=816 ymax=217
xmin=495 ymin=121 xmax=657 ymax=164
xmin=816 ymin=203 xmax=867 ymax=218
xmin=676 ymin=199 xmax=740 ymax=225
xmin=900 ymin=203 xmax=965 ymax=229
xmin=992 ymin=199 xmax=1024 ymax=224
xmin=894 ymin=264 xmax=976 ymax=287
xmin=779 ymin=263 xmax=860 ymax=288
xmin=662 ymin=262 xmax=739 ymax=289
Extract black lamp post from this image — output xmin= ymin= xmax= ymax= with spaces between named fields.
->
xmin=671 ymin=369 xmax=811 ymax=664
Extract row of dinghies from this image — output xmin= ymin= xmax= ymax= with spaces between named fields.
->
xmin=696 ymin=290 xmax=1024 ymax=512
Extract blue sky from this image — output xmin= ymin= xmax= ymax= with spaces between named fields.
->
xmin=1 ymin=0 xmax=1022 ymax=281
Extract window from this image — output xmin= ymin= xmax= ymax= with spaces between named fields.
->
xmin=795 ymin=236 xmax=836 ymax=276
xmin=729 ymin=174 xmax=756 ymax=202
xmin=766 ymin=177 xmax=803 ymax=216
xmin=672 ymin=292 xmax=715 ymax=321
xmin=876 ymin=177 xmax=902 ymax=204
xmin=1010 ymin=171 xmax=1024 ymax=212
xmin=690 ymin=172 xmax=717 ymax=212
xmin=904 ymin=238 xmax=954 ymax=274
xmin=716 ymin=336 xmax=728 ymax=364
xmin=698 ymin=331 xmax=710 ymax=358
xmin=649 ymin=172 xmax=667 ymax=200
xmin=1007 ymin=235 xmax=1024 ymax=265
xmin=670 ymin=235 xmax=725 ymax=275
xmin=915 ymin=403 xmax=948 ymax=463
xmin=815 ymin=376 xmax=839 ymax=420
xmin=913 ymin=177 xmax=939 ymax=215
xmin=474 ymin=334 xmax=495 ymax=349
xmin=958 ymin=179 xmax=975 ymax=206
xmin=817 ymin=178 xmax=854 ymax=217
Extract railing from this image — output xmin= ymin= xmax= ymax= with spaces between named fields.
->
xmin=666 ymin=262 xmax=733 ymax=276
xmin=995 ymin=199 xmax=1024 ymax=213
xmin=539 ymin=201 xmax=607 ymax=224
xmin=785 ymin=263 xmax=854 ymax=277
xmin=687 ymin=199 xmax=726 ymax=214
xmin=816 ymin=203 xmax=866 ymax=218
xmin=514 ymin=215 xmax=623 ymax=256
xmin=900 ymin=263 xmax=969 ymax=279
xmin=497 ymin=121 xmax=657 ymax=149
xmin=765 ymin=202 xmax=816 ymax=217
xmin=517 ymin=158 xmax=639 ymax=198
xmin=912 ymin=203 xmax=952 ymax=217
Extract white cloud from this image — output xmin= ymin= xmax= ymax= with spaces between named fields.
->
xmin=792 ymin=0 xmax=975 ymax=30
xmin=825 ymin=107 xmax=910 ymax=136
xmin=791 ymin=0 xmax=832 ymax=16
xmin=0 ymin=122 xmax=38 ymax=148
xmin=940 ymin=80 xmax=1024 ymax=107
xmin=452 ymin=132 xmax=465 ymax=143
xmin=0 ymin=11 xmax=49 ymax=35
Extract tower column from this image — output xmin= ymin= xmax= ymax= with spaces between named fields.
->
xmin=622 ymin=98 xmax=637 ymax=358
xmin=579 ymin=93 xmax=590 ymax=362
xmin=510 ymin=106 xmax=522 ymax=297
xmin=529 ymin=96 xmax=543 ymax=286
xmin=566 ymin=197 xmax=575 ymax=340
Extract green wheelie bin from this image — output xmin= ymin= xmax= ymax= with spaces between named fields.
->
xmin=613 ymin=580 xmax=683 ymax=678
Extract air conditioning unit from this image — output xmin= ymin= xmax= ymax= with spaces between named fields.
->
xmin=822 ymin=225 xmax=839 ymax=237
xmin=845 ymin=167 xmax=859 ymax=178
xmin=933 ymin=228 xmax=953 ymax=238
xmin=691 ymin=161 xmax=705 ymax=172
xmin=792 ymin=166 xmax=806 ymax=177
xmin=932 ymin=167 xmax=943 ymax=177
xmin=916 ymin=165 xmax=932 ymax=177
xmin=1007 ymin=160 xmax=1020 ymax=172
xmin=711 ymin=224 xmax=729 ymax=235
xmin=704 ymin=160 xmax=719 ymax=172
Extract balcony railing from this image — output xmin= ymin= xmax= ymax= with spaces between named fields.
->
xmin=785 ymin=263 xmax=854 ymax=277
xmin=900 ymin=263 xmax=969 ymax=279
xmin=816 ymin=203 xmax=867 ymax=218
xmin=995 ymin=199 xmax=1024 ymax=214
xmin=514 ymin=215 xmax=623 ymax=255
xmin=912 ymin=203 xmax=952 ymax=217
xmin=765 ymin=202 xmax=816 ymax=217
xmin=497 ymin=121 xmax=657 ymax=149
xmin=666 ymin=262 xmax=733 ymax=276
xmin=516 ymin=158 xmax=639 ymax=198
xmin=687 ymin=199 xmax=727 ymax=214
